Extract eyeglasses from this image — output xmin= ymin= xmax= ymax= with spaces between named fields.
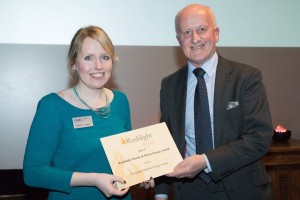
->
xmin=179 ymin=26 xmax=209 ymax=38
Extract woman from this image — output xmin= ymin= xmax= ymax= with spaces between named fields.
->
xmin=23 ymin=26 xmax=131 ymax=199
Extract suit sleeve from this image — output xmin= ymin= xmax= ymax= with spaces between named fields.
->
xmin=154 ymin=77 xmax=173 ymax=195
xmin=206 ymin=67 xmax=273 ymax=182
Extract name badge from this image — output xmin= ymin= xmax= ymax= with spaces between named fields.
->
xmin=72 ymin=116 xmax=93 ymax=129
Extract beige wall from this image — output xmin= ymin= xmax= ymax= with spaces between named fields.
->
xmin=217 ymin=47 xmax=300 ymax=137
xmin=114 ymin=46 xmax=300 ymax=137
xmin=0 ymin=44 xmax=299 ymax=169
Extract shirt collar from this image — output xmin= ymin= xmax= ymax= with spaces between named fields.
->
xmin=188 ymin=52 xmax=218 ymax=78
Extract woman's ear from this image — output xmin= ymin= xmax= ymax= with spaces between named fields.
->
xmin=71 ymin=64 xmax=77 ymax=71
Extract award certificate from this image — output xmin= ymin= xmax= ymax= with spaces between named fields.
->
xmin=100 ymin=122 xmax=183 ymax=189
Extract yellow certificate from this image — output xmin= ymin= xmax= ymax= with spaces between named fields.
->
xmin=100 ymin=122 xmax=183 ymax=189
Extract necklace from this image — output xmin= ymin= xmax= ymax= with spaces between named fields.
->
xmin=73 ymin=86 xmax=110 ymax=118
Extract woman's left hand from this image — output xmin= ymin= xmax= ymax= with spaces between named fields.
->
xmin=139 ymin=177 xmax=155 ymax=189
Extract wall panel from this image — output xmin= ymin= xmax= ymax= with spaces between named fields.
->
xmin=0 ymin=44 xmax=299 ymax=169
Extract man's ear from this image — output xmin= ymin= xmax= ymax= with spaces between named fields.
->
xmin=176 ymin=35 xmax=182 ymax=46
xmin=214 ymin=27 xmax=220 ymax=43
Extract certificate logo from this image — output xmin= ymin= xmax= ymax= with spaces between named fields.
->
xmin=121 ymin=138 xmax=127 ymax=145
xmin=121 ymin=133 xmax=153 ymax=145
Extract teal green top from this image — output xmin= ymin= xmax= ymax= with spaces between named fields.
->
xmin=23 ymin=91 xmax=132 ymax=200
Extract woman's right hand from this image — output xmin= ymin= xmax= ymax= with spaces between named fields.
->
xmin=71 ymin=172 xmax=129 ymax=198
xmin=93 ymin=173 xmax=129 ymax=197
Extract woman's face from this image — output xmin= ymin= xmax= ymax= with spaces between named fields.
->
xmin=72 ymin=37 xmax=112 ymax=90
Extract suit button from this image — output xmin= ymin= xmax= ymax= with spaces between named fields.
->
xmin=178 ymin=185 xmax=181 ymax=191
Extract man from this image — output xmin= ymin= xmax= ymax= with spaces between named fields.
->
xmin=154 ymin=4 xmax=273 ymax=200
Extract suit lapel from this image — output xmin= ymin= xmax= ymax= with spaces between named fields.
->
xmin=214 ymin=56 xmax=232 ymax=146
xmin=173 ymin=65 xmax=188 ymax=153
xmin=174 ymin=66 xmax=188 ymax=117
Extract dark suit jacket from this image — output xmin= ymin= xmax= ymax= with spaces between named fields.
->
xmin=155 ymin=55 xmax=273 ymax=200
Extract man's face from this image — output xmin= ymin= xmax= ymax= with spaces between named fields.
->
xmin=177 ymin=9 xmax=219 ymax=67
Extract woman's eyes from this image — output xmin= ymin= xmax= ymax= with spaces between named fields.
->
xmin=101 ymin=55 xmax=111 ymax=61
xmin=84 ymin=54 xmax=111 ymax=62
xmin=84 ymin=55 xmax=93 ymax=61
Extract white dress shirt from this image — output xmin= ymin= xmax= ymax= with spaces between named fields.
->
xmin=155 ymin=52 xmax=218 ymax=199
xmin=185 ymin=52 xmax=218 ymax=171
